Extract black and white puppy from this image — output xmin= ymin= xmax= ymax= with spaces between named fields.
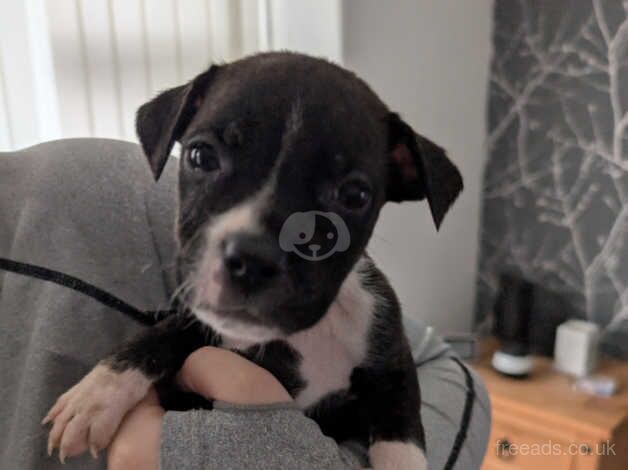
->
xmin=44 ymin=52 xmax=463 ymax=469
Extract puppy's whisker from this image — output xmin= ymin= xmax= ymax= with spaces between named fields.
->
xmin=204 ymin=323 xmax=213 ymax=345
xmin=155 ymin=259 xmax=179 ymax=269
xmin=198 ymin=302 xmax=250 ymax=312
xmin=179 ymin=225 xmax=207 ymax=253
xmin=171 ymin=278 xmax=192 ymax=300
xmin=370 ymin=234 xmax=393 ymax=246
xmin=168 ymin=229 xmax=209 ymax=306
xmin=183 ymin=316 xmax=201 ymax=330
xmin=169 ymin=276 xmax=197 ymax=306
xmin=255 ymin=343 xmax=266 ymax=363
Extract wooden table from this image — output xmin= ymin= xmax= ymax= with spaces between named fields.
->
xmin=472 ymin=340 xmax=628 ymax=470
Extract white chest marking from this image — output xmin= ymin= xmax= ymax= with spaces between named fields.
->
xmin=287 ymin=263 xmax=375 ymax=408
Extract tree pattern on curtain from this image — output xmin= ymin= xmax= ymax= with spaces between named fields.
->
xmin=477 ymin=0 xmax=628 ymax=356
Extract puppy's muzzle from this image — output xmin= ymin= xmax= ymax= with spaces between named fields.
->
xmin=222 ymin=233 xmax=283 ymax=293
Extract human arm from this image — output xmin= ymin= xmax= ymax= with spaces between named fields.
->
xmin=108 ymin=347 xmax=361 ymax=470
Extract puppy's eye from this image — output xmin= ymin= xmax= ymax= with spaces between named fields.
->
xmin=337 ymin=180 xmax=371 ymax=210
xmin=187 ymin=144 xmax=220 ymax=172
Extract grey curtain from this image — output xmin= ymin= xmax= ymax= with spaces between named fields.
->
xmin=477 ymin=0 xmax=628 ymax=357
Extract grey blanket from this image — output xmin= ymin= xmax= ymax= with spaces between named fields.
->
xmin=0 ymin=139 xmax=490 ymax=469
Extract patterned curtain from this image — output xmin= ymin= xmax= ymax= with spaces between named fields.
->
xmin=477 ymin=0 xmax=628 ymax=357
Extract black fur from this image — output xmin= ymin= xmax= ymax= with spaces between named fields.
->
xmin=136 ymin=66 xmax=218 ymax=179
xmin=387 ymin=113 xmax=463 ymax=229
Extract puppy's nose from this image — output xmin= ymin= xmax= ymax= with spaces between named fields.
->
xmin=222 ymin=234 xmax=282 ymax=291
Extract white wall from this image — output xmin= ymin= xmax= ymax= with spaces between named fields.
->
xmin=267 ymin=0 xmax=342 ymax=62
xmin=343 ymin=0 xmax=493 ymax=333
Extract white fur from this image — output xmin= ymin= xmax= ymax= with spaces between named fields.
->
xmin=44 ymin=365 xmax=151 ymax=460
xmin=209 ymin=201 xmax=262 ymax=241
xmin=369 ymin=441 xmax=428 ymax=470
xmin=288 ymin=258 xmax=374 ymax=408
xmin=191 ymin=189 xmax=271 ymax=330
xmin=195 ymin=306 xmax=282 ymax=345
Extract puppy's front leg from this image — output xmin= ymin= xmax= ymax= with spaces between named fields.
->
xmin=43 ymin=313 xmax=212 ymax=461
xmin=355 ymin=359 xmax=427 ymax=470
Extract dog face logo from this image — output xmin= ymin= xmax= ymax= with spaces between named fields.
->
xmin=279 ymin=211 xmax=350 ymax=261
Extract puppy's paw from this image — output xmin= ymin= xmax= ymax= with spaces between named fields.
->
xmin=369 ymin=441 xmax=427 ymax=470
xmin=43 ymin=364 xmax=152 ymax=462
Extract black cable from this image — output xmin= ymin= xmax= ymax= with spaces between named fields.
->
xmin=443 ymin=357 xmax=477 ymax=470
xmin=0 ymin=257 xmax=173 ymax=325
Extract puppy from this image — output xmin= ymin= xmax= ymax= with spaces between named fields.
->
xmin=44 ymin=52 xmax=463 ymax=469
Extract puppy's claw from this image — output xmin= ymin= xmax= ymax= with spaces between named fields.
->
xmin=43 ymin=395 xmax=68 ymax=426
xmin=44 ymin=366 xmax=151 ymax=461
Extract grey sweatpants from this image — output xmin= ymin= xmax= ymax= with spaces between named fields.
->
xmin=0 ymin=139 xmax=490 ymax=469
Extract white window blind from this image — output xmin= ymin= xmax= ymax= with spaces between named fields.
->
xmin=43 ymin=0 xmax=260 ymax=143
xmin=0 ymin=0 xmax=342 ymax=151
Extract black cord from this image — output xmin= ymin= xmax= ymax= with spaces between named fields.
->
xmin=443 ymin=357 xmax=477 ymax=470
xmin=0 ymin=257 xmax=174 ymax=325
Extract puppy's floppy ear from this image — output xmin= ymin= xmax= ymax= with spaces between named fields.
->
xmin=136 ymin=65 xmax=219 ymax=180
xmin=386 ymin=112 xmax=463 ymax=229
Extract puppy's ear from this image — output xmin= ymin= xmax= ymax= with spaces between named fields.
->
xmin=136 ymin=66 xmax=219 ymax=180
xmin=386 ymin=112 xmax=463 ymax=229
